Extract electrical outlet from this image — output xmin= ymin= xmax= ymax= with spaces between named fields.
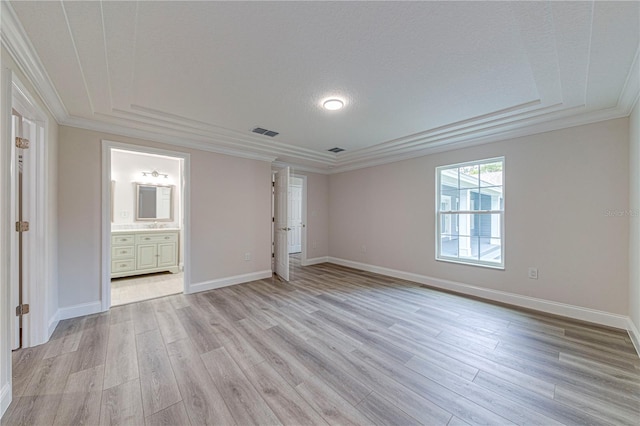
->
xmin=244 ymin=252 xmax=251 ymax=261
xmin=312 ymin=241 xmax=318 ymax=249
xmin=361 ymin=244 xmax=367 ymax=253
xmin=528 ymin=267 xmax=538 ymax=280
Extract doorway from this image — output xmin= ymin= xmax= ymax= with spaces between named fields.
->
xmin=272 ymin=167 xmax=307 ymax=281
xmin=102 ymin=142 xmax=190 ymax=309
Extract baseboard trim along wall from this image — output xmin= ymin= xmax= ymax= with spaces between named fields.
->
xmin=627 ymin=319 xmax=640 ymax=356
xmin=57 ymin=301 xmax=103 ymax=322
xmin=48 ymin=313 xmax=60 ymax=339
xmin=189 ymin=270 xmax=273 ymax=294
xmin=1 ymin=383 xmax=11 ymax=418
xmin=302 ymin=256 xmax=329 ymax=266
xmin=327 ymin=257 xmax=632 ymax=332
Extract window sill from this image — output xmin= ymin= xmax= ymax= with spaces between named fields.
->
xmin=436 ymin=257 xmax=505 ymax=270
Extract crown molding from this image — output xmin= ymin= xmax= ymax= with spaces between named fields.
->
xmin=271 ymin=161 xmax=330 ymax=175
xmin=0 ymin=1 xmax=67 ymax=121
xmin=115 ymin=105 xmax=336 ymax=163
xmin=94 ymin=109 xmax=330 ymax=164
xmin=62 ymin=115 xmax=278 ymax=163
xmin=338 ymin=102 xmax=563 ymax=165
xmin=330 ymin=105 xmax=631 ymax=174
xmin=617 ymin=45 xmax=640 ymax=114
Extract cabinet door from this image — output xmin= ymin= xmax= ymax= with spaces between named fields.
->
xmin=157 ymin=242 xmax=177 ymax=268
xmin=137 ymin=244 xmax=158 ymax=270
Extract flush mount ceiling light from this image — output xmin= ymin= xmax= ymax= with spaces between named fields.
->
xmin=323 ymin=99 xmax=344 ymax=111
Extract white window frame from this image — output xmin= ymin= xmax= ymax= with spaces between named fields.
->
xmin=435 ymin=157 xmax=505 ymax=269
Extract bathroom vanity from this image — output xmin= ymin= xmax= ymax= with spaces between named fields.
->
xmin=111 ymin=229 xmax=180 ymax=278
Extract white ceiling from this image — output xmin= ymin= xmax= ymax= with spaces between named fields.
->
xmin=3 ymin=1 xmax=639 ymax=173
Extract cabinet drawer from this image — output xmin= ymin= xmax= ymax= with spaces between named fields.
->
xmin=136 ymin=233 xmax=178 ymax=244
xmin=112 ymin=246 xmax=134 ymax=259
xmin=112 ymin=259 xmax=135 ymax=273
xmin=112 ymin=234 xmax=135 ymax=245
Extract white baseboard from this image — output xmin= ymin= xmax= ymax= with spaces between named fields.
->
xmin=47 ymin=311 xmax=60 ymax=339
xmin=627 ymin=318 xmax=640 ymax=356
xmin=328 ymin=257 xmax=631 ymax=331
xmin=188 ymin=270 xmax=272 ymax=294
xmin=302 ymin=256 xmax=329 ymax=266
xmin=57 ymin=301 xmax=103 ymax=321
xmin=1 ymin=382 xmax=11 ymax=419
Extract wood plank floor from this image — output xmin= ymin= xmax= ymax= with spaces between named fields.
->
xmin=3 ymin=257 xmax=639 ymax=425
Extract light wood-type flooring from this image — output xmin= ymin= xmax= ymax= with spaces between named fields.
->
xmin=3 ymin=257 xmax=640 ymax=425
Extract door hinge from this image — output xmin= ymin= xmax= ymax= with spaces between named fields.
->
xmin=272 ymin=253 xmax=275 ymax=258
xmin=16 ymin=304 xmax=30 ymax=316
xmin=272 ymin=181 xmax=275 ymax=187
xmin=15 ymin=221 xmax=29 ymax=232
xmin=272 ymin=217 xmax=275 ymax=222
xmin=15 ymin=137 xmax=30 ymax=149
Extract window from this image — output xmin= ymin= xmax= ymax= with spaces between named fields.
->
xmin=436 ymin=157 xmax=504 ymax=268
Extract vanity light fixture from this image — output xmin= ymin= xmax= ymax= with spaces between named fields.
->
xmin=141 ymin=170 xmax=168 ymax=179
xmin=323 ymin=99 xmax=344 ymax=111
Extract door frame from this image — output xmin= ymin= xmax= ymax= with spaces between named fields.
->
xmin=101 ymin=140 xmax=191 ymax=310
xmin=271 ymin=170 xmax=308 ymax=273
xmin=7 ymin=72 xmax=50 ymax=348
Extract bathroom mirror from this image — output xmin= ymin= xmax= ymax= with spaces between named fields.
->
xmin=135 ymin=183 xmax=174 ymax=221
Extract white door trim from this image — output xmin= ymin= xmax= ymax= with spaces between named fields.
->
xmin=1 ymin=66 xmax=13 ymax=419
xmin=1 ymin=70 xmax=51 ymax=416
xmin=10 ymin=74 xmax=50 ymax=347
xmin=101 ymin=140 xmax=191 ymax=310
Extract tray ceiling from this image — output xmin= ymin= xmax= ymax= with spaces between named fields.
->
xmin=4 ymin=1 xmax=639 ymax=173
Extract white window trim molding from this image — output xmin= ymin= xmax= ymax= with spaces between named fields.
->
xmin=435 ymin=156 xmax=505 ymax=269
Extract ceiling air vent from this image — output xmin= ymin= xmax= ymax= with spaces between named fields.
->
xmin=328 ymin=147 xmax=345 ymax=153
xmin=252 ymin=127 xmax=279 ymax=137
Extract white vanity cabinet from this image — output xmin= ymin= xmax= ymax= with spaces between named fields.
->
xmin=111 ymin=229 xmax=180 ymax=278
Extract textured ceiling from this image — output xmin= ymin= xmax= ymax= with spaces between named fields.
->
xmin=5 ymin=1 xmax=640 ymax=172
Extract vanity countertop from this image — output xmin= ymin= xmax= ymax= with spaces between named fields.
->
xmin=112 ymin=228 xmax=181 ymax=234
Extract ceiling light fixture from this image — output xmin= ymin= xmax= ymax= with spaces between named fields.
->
xmin=323 ymin=99 xmax=344 ymax=111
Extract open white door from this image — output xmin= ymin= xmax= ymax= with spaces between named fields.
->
xmin=288 ymin=179 xmax=302 ymax=253
xmin=274 ymin=167 xmax=290 ymax=281
xmin=10 ymin=108 xmax=37 ymax=349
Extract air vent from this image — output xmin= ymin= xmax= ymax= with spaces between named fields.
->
xmin=328 ymin=147 xmax=345 ymax=153
xmin=252 ymin=127 xmax=279 ymax=137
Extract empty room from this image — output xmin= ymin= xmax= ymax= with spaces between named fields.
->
xmin=1 ymin=1 xmax=640 ymax=425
